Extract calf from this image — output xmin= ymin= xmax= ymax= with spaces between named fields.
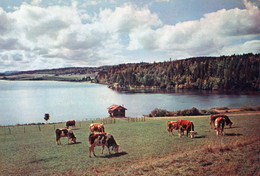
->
xmin=88 ymin=133 xmax=119 ymax=158
xmin=56 ymin=128 xmax=76 ymax=145
xmin=210 ymin=114 xmax=232 ymax=128
xmin=215 ymin=117 xmax=226 ymax=136
xmin=66 ymin=120 xmax=76 ymax=129
xmin=89 ymin=123 xmax=105 ymax=133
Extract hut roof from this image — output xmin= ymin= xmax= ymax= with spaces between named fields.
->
xmin=108 ymin=104 xmax=127 ymax=111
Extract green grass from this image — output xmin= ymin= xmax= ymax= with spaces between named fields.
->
xmin=0 ymin=113 xmax=259 ymax=175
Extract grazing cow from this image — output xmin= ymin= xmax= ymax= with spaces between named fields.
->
xmin=88 ymin=133 xmax=119 ymax=158
xmin=89 ymin=123 xmax=105 ymax=133
xmin=66 ymin=120 xmax=76 ymax=129
xmin=210 ymin=114 xmax=232 ymax=128
xmin=215 ymin=117 xmax=226 ymax=136
xmin=56 ymin=128 xmax=76 ymax=145
xmin=167 ymin=121 xmax=177 ymax=135
xmin=176 ymin=120 xmax=195 ymax=138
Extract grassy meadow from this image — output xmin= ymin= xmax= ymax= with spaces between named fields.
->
xmin=0 ymin=112 xmax=259 ymax=175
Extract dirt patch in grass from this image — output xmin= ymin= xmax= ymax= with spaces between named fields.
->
xmin=82 ymin=137 xmax=260 ymax=176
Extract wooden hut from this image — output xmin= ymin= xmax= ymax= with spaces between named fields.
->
xmin=108 ymin=104 xmax=127 ymax=117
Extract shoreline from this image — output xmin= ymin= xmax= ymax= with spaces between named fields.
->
xmin=1 ymin=106 xmax=259 ymax=127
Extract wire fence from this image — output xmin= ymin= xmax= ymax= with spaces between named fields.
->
xmin=0 ymin=117 xmax=146 ymax=135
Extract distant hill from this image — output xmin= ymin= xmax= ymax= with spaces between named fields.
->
xmin=1 ymin=54 xmax=259 ymax=91
xmin=96 ymin=53 xmax=260 ymax=91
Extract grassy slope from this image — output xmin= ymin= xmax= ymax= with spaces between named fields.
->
xmin=0 ymin=112 xmax=259 ymax=176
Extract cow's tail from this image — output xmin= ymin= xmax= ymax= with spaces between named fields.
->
xmin=55 ymin=129 xmax=61 ymax=142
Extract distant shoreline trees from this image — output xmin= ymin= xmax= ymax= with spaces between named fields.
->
xmin=96 ymin=53 xmax=260 ymax=91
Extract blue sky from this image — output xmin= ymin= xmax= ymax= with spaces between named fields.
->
xmin=0 ymin=0 xmax=259 ymax=72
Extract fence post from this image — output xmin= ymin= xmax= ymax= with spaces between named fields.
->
xmin=24 ymin=126 xmax=25 ymax=133
xmin=54 ymin=124 xmax=56 ymax=130
xmin=114 ymin=119 xmax=116 ymax=124
xmin=38 ymin=125 xmax=41 ymax=131
xmin=9 ymin=128 xmax=11 ymax=135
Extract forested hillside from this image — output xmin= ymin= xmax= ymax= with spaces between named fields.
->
xmin=96 ymin=54 xmax=260 ymax=91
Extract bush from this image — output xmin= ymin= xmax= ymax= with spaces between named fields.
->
xmin=176 ymin=107 xmax=202 ymax=116
xmin=149 ymin=108 xmax=174 ymax=117
xmin=240 ymin=106 xmax=259 ymax=111
xmin=200 ymin=109 xmax=219 ymax=115
xmin=214 ymin=106 xmax=229 ymax=110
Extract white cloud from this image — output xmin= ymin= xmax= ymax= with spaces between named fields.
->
xmin=127 ymin=0 xmax=260 ymax=56
xmin=31 ymin=0 xmax=42 ymax=5
xmin=0 ymin=1 xmax=259 ymax=72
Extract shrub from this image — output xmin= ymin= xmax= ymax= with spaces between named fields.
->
xmin=200 ymin=109 xmax=219 ymax=115
xmin=176 ymin=107 xmax=202 ymax=116
xmin=149 ymin=108 xmax=174 ymax=117
xmin=214 ymin=106 xmax=229 ymax=110
xmin=240 ymin=106 xmax=257 ymax=111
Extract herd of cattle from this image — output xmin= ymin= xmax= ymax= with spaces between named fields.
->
xmin=55 ymin=114 xmax=233 ymax=157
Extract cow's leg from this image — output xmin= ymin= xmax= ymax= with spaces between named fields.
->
xmin=101 ymin=145 xmax=104 ymax=154
xmin=92 ymin=147 xmax=96 ymax=157
xmin=89 ymin=146 xmax=92 ymax=158
xmin=107 ymin=146 xmax=111 ymax=155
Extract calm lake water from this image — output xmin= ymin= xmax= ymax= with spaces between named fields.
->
xmin=0 ymin=80 xmax=259 ymax=125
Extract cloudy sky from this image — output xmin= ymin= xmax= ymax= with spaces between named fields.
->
xmin=0 ymin=0 xmax=259 ymax=72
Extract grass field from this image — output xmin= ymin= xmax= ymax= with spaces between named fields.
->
xmin=0 ymin=112 xmax=259 ymax=176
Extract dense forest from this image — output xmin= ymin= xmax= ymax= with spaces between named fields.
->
xmin=96 ymin=54 xmax=260 ymax=91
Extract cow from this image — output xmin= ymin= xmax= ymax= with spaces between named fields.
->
xmin=66 ymin=120 xmax=76 ymax=129
xmin=88 ymin=133 xmax=119 ymax=158
xmin=176 ymin=120 xmax=195 ymax=138
xmin=167 ymin=121 xmax=177 ymax=135
xmin=215 ymin=117 xmax=226 ymax=136
xmin=89 ymin=123 xmax=105 ymax=133
xmin=210 ymin=114 xmax=232 ymax=128
xmin=56 ymin=128 xmax=76 ymax=145
xmin=167 ymin=120 xmax=195 ymax=138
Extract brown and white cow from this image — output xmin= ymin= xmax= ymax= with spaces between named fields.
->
xmin=66 ymin=120 xmax=76 ymax=129
xmin=176 ymin=120 xmax=195 ymax=138
xmin=215 ymin=117 xmax=226 ymax=136
xmin=88 ymin=133 xmax=119 ymax=158
xmin=56 ymin=128 xmax=76 ymax=145
xmin=167 ymin=121 xmax=177 ymax=135
xmin=89 ymin=123 xmax=105 ymax=133
xmin=167 ymin=120 xmax=195 ymax=138
xmin=210 ymin=114 xmax=232 ymax=128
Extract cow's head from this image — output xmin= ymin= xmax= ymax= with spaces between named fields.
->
xmin=190 ymin=131 xmax=195 ymax=138
xmin=113 ymin=144 xmax=119 ymax=153
xmin=228 ymin=122 xmax=233 ymax=128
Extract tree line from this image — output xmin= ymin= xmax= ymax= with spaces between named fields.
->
xmin=96 ymin=53 xmax=260 ymax=91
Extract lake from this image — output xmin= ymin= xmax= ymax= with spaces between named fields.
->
xmin=0 ymin=80 xmax=259 ymax=126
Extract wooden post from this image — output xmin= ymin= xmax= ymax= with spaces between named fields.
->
xmin=24 ymin=126 xmax=25 ymax=133
xmin=38 ymin=125 xmax=41 ymax=131
xmin=114 ymin=119 xmax=116 ymax=124
xmin=128 ymin=118 xmax=129 ymax=123
xmin=54 ymin=124 xmax=56 ymax=130
xmin=9 ymin=128 xmax=11 ymax=135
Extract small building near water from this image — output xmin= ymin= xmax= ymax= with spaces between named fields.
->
xmin=108 ymin=104 xmax=127 ymax=117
